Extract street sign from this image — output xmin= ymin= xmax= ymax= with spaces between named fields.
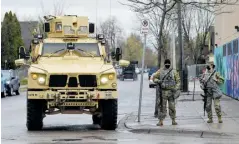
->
xmin=138 ymin=20 xmax=148 ymax=122
xmin=141 ymin=19 xmax=149 ymax=34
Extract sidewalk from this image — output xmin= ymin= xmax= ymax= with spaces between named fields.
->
xmin=125 ymin=90 xmax=239 ymax=136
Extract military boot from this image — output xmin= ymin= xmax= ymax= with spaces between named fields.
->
xmin=207 ymin=118 xmax=213 ymax=123
xmin=156 ymin=120 xmax=163 ymax=126
xmin=218 ymin=116 xmax=223 ymax=123
xmin=172 ymin=119 xmax=178 ymax=125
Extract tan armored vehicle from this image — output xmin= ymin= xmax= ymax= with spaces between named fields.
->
xmin=15 ymin=15 xmax=129 ymax=131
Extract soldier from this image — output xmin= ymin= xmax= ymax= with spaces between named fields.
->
xmin=201 ymin=63 xmax=224 ymax=123
xmin=152 ymin=59 xmax=180 ymax=126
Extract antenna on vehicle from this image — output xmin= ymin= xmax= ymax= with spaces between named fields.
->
xmin=96 ymin=0 xmax=98 ymax=36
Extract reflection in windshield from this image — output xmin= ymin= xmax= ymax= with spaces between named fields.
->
xmin=42 ymin=43 xmax=100 ymax=57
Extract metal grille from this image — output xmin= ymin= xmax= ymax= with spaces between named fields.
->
xmin=68 ymin=77 xmax=78 ymax=87
xmin=78 ymin=75 xmax=97 ymax=87
xmin=49 ymin=75 xmax=68 ymax=87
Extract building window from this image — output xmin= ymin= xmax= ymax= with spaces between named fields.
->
xmin=233 ymin=39 xmax=238 ymax=54
xmin=223 ymin=44 xmax=226 ymax=56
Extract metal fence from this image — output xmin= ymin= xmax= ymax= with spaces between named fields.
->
xmin=187 ymin=64 xmax=207 ymax=93
xmin=187 ymin=64 xmax=207 ymax=81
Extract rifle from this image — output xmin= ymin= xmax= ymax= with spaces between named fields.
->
xmin=200 ymin=70 xmax=216 ymax=116
xmin=157 ymin=68 xmax=173 ymax=113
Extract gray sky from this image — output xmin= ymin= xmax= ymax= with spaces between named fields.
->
xmin=1 ymin=0 xmax=141 ymax=36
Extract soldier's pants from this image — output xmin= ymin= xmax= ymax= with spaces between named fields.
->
xmin=206 ymin=96 xmax=222 ymax=119
xmin=158 ymin=90 xmax=176 ymax=120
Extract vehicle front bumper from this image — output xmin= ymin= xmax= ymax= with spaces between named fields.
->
xmin=27 ymin=89 xmax=117 ymax=100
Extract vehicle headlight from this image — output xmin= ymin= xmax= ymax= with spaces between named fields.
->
xmin=32 ymin=74 xmax=38 ymax=80
xmin=6 ymin=80 xmax=10 ymax=84
xmin=100 ymin=77 xmax=108 ymax=84
xmin=37 ymin=77 xmax=45 ymax=84
xmin=108 ymin=74 xmax=114 ymax=80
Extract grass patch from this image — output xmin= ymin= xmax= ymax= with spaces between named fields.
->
xmin=20 ymin=78 xmax=28 ymax=85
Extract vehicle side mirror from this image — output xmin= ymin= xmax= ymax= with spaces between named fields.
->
xmin=44 ymin=22 xmax=50 ymax=32
xmin=115 ymin=47 xmax=122 ymax=61
xmin=19 ymin=46 xmax=26 ymax=59
xmin=119 ymin=60 xmax=130 ymax=67
xmin=89 ymin=23 xmax=95 ymax=33
xmin=15 ymin=59 xmax=26 ymax=67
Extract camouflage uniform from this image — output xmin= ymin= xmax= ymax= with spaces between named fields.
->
xmin=202 ymin=68 xmax=224 ymax=123
xmin=152 ymin=67 xmax=180 ymax=125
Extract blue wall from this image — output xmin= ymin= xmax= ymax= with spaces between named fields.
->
xmin=214 ymin=37 xmax=239 ymax=99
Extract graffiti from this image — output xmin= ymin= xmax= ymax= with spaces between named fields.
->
xmin=214 ymin=46 xmax=226 ymax=92
xmin=214 ymin=38 xmax=239 ymax=99
xmin=233 ymin=54 xmax=239 ymax=98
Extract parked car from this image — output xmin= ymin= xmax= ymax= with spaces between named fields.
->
xmin=135 ymin=68 xmax=140 ymax=74
xmin=116 ymin=68 xmax=122 ymax=79
xmin=148 ymin=67 xmax=158 ymax=88
xmin=148 ymin=67 xmax=157 ymax=80
xmin=1 ymin=73 xmax=6 ymax=97
xmin=1 ymin=70 xmax=20 ymax=96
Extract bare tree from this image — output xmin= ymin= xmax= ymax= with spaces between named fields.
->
xmin=122 ymin=0 xmax=177 ymax=67
xmin=122 ymin=0 xmax=238 ymax=67
xmin=98 ymin=16 xmax=123 ymax=51
xmin=181 ymin=4 xmax=214 ymax=64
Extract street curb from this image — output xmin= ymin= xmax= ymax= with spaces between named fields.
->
xmin=124 ymin=122 xmax=235 ymax=137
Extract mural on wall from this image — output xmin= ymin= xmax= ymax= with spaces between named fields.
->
xmin=214 ymin=38 xmax=239 ymax=99
xmin=214 ymin=46 xmax=226 ymax=92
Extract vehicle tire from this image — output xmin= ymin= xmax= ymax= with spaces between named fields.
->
xmin=100 ymin=100 xmax=117 ymax=130
xmin=15 ymin=90 xmax=20 ymax=95
xmin=92 ymin=114 xmax=101 ymax=125
xmin=27 ymin=99 xmax=44 ymax=131
xmin=1 ymin=92 xmax=5 ymax=98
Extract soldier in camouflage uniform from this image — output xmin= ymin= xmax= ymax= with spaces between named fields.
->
xmin=201 ymin=63 xmax=224 ymax=123
xmin=152 ymin=59 xmax=180 ymax=126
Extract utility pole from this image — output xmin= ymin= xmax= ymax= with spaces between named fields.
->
xmin=177 ymin=1 xmax=184 ymax=90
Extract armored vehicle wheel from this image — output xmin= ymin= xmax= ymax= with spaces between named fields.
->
xmin=27 ymin=99 xmax=44 ymax=131
xmin=92 ymin=114 xmax=101 ymax=125
xmin=100 ymin=100 xmax=117 ymax=130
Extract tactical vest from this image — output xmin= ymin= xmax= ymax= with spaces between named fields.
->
xmin=159 ymin=69 xmax=176 ymax=89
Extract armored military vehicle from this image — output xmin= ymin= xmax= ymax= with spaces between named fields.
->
xmin=120 ymin=61 xmax=138 ymax=81
xmin=15 ymin=15 xmax=129 ymax=131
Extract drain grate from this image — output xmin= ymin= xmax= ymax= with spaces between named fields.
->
xmin=52 ymin=138 xmax=82 ymax=142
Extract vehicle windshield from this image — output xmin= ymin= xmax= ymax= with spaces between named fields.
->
xmin=42 ymin=43 xmax=100 ymax=57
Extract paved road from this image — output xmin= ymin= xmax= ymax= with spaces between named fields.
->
xmin=2 ymin=74 xmax=239 ymax=144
